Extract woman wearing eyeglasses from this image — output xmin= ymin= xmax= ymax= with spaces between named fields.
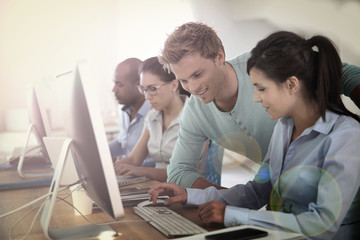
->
xmin=113 ymin=56 xmax=190 ymax=181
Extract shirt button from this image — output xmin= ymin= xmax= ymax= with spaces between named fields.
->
xmin=243 ymin=127 xmax=247 ymax=131
xmin=247 ymin=133 xmax=251 ymax=137
xmin=239 ymin=122 xmax=242 ymax=125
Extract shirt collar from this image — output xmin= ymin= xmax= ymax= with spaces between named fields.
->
xmin=137 ymin=100 xmax=152 ymax=117
xmin=121 ymin=100 xmax=152 ymax=117
xmin=280 ymin=110 xmax=339 ymax=136
xmin=311 ymin=110 xmax=339 ymax=135
xmin=148 ymin=95 xmax=189 ymax=122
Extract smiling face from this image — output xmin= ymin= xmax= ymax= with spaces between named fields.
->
xmin=139 ymin=72 xmax=176 ymax=111
xmin=170 ymin=52 xmax=225 ymax=104
xmin=250 ymin=68 xmax=297 ymax=120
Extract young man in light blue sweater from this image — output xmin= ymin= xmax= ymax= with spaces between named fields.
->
xmin=159 ymin=22 xmax=360 ymax=189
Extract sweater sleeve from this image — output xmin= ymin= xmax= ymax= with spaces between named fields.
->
xmin=341 ymin=62 xmax=360 ymax=97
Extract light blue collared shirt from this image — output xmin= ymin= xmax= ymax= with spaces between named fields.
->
xmin=187 ymin=111 xmax=360 ymax=239
xmin=109 ymin=100 xmax=154 ymax=166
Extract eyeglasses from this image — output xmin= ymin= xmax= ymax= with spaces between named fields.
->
xmin=137 ymin=82 xmax=170 ymax=96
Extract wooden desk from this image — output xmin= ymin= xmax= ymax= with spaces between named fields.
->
xmin=0 ymin=167 xmax=303 ymax=240
xmin=0 ymin=168 xmax=220 ymax=240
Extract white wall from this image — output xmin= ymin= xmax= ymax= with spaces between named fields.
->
xmin=0 ymin=0 xmax=193 ymax=131
xmin=188 ymin=0 xmax=360 ymax=64
xmin=188 ymin=0 xmax=360 ymax=115
xmin=0 ymin=0 xmax=120 ymax=130
xmin=0 ymin=0 xmax=359 ymax=132
xmin=189 ymin=0 xmax=279 ymax=59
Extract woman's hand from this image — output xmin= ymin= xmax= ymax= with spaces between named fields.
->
xmin=148 ymin=182 xmax=187 ymax=205
xmin=198 ymin=200 xmax=225 ymax=226
xmin=114 ymin=163 xmax=141 ymax=176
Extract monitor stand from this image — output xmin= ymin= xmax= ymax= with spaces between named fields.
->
xmin=17 ymin=123 xmax=53 ymax=179
xmin=42 ymin=137 xmax=79 ymax=186
xmin=40 ymin=137 xmax=117 ymax=240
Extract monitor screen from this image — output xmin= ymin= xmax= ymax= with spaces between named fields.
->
xmin=25 ymin=86 xmax=52 ymax=160
xmin=59 ymin=61 xmax=124 ymax=219
xmin=14 ymin=86 xmax=53 ymax=178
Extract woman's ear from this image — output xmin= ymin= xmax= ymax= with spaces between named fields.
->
xmin=171 ymin=79 xmax=179 ymax=92
xmin=286 ymin=76 xmax=300 ymax=94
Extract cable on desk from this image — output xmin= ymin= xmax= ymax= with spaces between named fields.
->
xmin=58 ymin=188 xmax=146 ymax=226
xmin=3 ymin=181 xmax=145 ymax=240
xmin=8 ymin=190 xmax=74 ymax=240
xmin=0 ymin=180 xmax=81 ymax=218
xmin=7 ymin=181 xmax=80 ymax=240
xmin=9 ymin=200 xmax=45 ymax=240
xmin=0 ymin=189 xmax=59 ymax=218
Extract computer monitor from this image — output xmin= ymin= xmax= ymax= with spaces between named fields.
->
xmin=16 ymin=86 xmax=53 ymax=178
xmin=40 ymin=61 xmax=124 ymax=239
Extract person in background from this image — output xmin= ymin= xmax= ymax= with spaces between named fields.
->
xmin=113 ymin=57 xmax=190 ymax=182
xmin=149 ymin=31 xmax=360 ymax=239
xmin=159 ymin=22 xmax=360 ymax=189
xmin=109 ymin=58 xmax=155 ymax=167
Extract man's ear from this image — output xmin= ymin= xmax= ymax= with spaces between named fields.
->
xmin=286 ymin=76 xmax=300 ymax=94
xmin=216 ymin=50 xmax=225 ymax=65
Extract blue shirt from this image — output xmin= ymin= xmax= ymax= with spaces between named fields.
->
xmin=109 ymin=100 xmax=154 ymax=166
xmin=187 ymin=111 xmax=360 ymax=239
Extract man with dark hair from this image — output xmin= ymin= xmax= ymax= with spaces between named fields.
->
xmin=109 ymin=58 xmax=154 ymax=167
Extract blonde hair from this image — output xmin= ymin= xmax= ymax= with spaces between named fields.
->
xmin=158 ymin=22 xmax=225 ymax=72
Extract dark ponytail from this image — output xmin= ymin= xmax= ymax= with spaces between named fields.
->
xmin=308 ymin=36 xmax=360 ymax=122
xmin=247 ymin=31 xmax=360 ymax=122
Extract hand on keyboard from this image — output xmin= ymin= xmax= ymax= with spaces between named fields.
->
xmin=148 ymin=182 xmax=187 ymax=205
xmin=114 ymin=162 xmax=141 ymax=176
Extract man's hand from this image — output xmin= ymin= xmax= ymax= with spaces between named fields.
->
xmin=198 ymin=200 xmax=225 ymax=225
xmin=149 ymin=182 xmax=187 ymax=205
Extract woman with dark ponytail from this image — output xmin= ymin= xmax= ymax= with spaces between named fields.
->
xmin=243 ymin=31 xmax=360 ymax=239
xmin=149 ymin=31 xmax=360 ymax=240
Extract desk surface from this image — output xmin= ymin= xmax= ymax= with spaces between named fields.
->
xmin=0 ymin=167 xmax=302 ymax=240
xmin=0 ymin=167 xmax=221 ymax=240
